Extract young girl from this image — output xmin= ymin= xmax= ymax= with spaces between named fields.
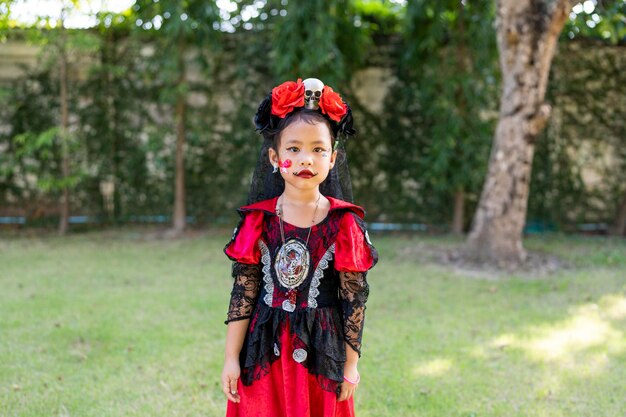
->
xmin=221 ymin=78 xmax=378 ymax=417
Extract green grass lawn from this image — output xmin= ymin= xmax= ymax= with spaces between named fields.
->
xmin=1 ymin=228 xmax=625 ymax=416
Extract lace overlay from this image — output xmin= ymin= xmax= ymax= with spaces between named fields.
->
xmin=239 ymin=303 xmax=346 ymax=395
xmin=338 ymin=271 xmax=370 ymax=356
xmin=224 ymin=262 xmax=262 ymax=324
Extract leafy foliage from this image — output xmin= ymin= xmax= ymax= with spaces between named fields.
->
xmin=268 ymin=0 xmax=371 ymax=86
xmin=529 ymin=38 xmax=626 ymax=229
xmin=378 ymin=0 xmax=498 ymax=225
xmin=0 ymin=0 xmax=624 ymax=230
xmin=564 ymin=0 xmax=626 ymax=44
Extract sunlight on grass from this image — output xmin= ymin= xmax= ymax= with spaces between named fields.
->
xmin=490 ymin=293 xmax=626 ymax=370
xmin=528 ymin=310 xmax=614 ymax=360
xmin=412 ymin=358 xmax=453 ymax=377
xmin=600 ymin=294 xmax=626 ymax=320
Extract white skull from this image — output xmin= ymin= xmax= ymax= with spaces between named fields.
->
xmin=303 ymin=78 xmax=324 ymax=110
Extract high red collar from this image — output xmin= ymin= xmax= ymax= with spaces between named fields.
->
xmin=238 ymin=196 xmax=365 ymax=219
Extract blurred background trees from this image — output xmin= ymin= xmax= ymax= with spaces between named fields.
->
xmin=0 ymin=0 xmax=624 ymax=245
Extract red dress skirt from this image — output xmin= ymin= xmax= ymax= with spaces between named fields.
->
xmin=226 ymin=317 xmax=355 ymax=417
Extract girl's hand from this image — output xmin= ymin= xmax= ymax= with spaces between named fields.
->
xmin=338 ymin=364 xmax=359 ymax=402
xmin=221 ymin=357 xmax=241 ymax=403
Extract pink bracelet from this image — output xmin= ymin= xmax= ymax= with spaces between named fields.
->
xmin=343 ymin=372 xmax=360 ymax=385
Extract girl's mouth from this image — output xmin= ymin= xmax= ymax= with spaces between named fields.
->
xmin=294 ymin=170 xmax=317 ymax=179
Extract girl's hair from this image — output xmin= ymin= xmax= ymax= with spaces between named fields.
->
xmin=266 ymin=108 xmax=336 ymax=152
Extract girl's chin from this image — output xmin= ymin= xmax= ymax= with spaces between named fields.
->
xmin=282 ymin=171 xmax=328 ymax=187
xmin=285 ymin=180 xmax=320 ymax=187
xmin=284 ymin=176 xmax=327 ymax=188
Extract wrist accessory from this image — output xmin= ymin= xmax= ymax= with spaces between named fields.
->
xmin=343 ymin=372 xmax=360 ymax=385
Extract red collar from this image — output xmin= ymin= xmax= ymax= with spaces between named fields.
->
xmin=238 ymin=196 xmax=365 ymax=219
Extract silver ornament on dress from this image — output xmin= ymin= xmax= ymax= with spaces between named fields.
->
xmin=292 ymin=348 xmax=308 ymax=363
xmin=274 ymin=238 xmax=310 ymax=289
xmin=281 ymin=299 xmax=296 ymax=312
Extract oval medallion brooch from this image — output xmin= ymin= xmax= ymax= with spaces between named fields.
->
xmin=274 ymin=238 xmax=310 ymax=289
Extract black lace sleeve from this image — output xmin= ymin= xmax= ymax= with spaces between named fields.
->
xmin=338 ymin=271 xmax=370 ymax=356
xmin=224 ymin=262 xmax=262 ymax=325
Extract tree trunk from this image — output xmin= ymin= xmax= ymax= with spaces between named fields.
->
xmin=105 ymin=29 xmax=119 ymax=222
xmin=467 ymin=0 xmax=574 ymax=264
xmin=58 ymin=23 xmax=70 ymax=236
xmin=451 ymin=4 xmax=468 ymax=237
xmin=452 ymin=189 xmax=465 ymax=235
xmin=609 ymin=192 xmax=626 ymax=236
xmin=172 ymin=41 xmax=187 ymax=235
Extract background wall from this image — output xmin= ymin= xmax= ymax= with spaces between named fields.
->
xmin=1 ymin=31 xmax=624 ymax=231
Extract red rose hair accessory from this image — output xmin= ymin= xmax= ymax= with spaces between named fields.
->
xmin=271 ymin=78 xmax=305 ymax=118
xmin=254 ymin=77 xmax=355 ymax=139
xmin=318 ymin=85 xmax=348 ymax=122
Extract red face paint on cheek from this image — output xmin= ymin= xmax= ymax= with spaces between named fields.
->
xmin=278 ymin=158 xmax=291 ymax=174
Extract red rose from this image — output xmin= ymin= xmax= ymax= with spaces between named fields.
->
xmin=271 ymin=78 xmax=305 ymax=118
xmin=318 ymin=85 xmax=347 ymax=122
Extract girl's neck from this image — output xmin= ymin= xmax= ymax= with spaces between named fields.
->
xmin=281 ymin=185 xmax=321 ymax=206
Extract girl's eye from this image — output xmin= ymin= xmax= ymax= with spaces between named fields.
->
xmin=287 ymin=147 xmax=299 ymax=152
xmin=314 ymin=148 xmax=326 ymax=153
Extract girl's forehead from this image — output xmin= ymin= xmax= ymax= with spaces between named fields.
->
xmin=281 ymin=121 xmax=333 ymax=146
xmin=282 ymin=138 xmax=329 ymax=147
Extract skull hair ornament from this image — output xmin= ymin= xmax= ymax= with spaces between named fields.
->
xmin=303 ymin=78 xmax=324 ymax=110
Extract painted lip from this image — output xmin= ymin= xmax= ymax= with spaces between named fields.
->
xmin=294 ymin=170 xmax=317 ymax=178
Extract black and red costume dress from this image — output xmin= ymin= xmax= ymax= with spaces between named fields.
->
xmin=223 ymin=195 xmax=378 ymax=417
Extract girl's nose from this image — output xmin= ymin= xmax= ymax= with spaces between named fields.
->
xmin=300 ymin=153 xmax=313 ymax=166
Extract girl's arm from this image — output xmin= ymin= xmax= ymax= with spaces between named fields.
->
xmin=344 ymin=340 xmax=360 ymax=379
xmin=338 ymin=270 xmax=370 ymax=401
xmin=338 ymin=270 xmax=370 ymax=357
xmin=224 ymin=262 xmax=262 ymax=324
xmin=222 ymin=262 xmax=262 ymax=403
xmin=345 ymin=341 xmax=360 ymax=366
xmin=222 ymin=319 xmax=249 ymax=403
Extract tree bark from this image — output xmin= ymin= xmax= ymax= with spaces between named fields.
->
xmin=451 ymin=3 xmax=469 ymax=237
xmin=172 ymin=41 xmax=187 ymax=235
xmin=105 ymin=28 xmax=120 ymax=222
xmin=452 ymin=189 xmax=465 ymax=235
xmin=609 ymin=192 xmax=626 ymax=236
xmin=467 ymin=0 xmax=575 ymax=264
xmin=58 ymin=20 xmax=70 ymax=236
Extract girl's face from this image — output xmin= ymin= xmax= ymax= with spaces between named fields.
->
xmin=268 ymin=119 xmax=337 ymax=192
